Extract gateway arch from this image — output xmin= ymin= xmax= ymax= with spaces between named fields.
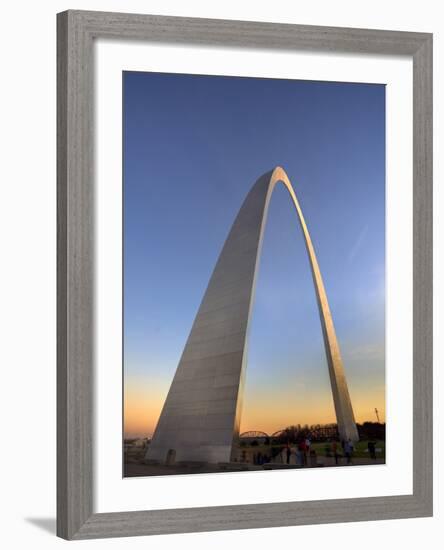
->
xmin=146 ymin=167 xmax=359 ymax=464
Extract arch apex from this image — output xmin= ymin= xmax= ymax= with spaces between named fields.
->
xmin=271 ymin=165 xmax=289 ymax=180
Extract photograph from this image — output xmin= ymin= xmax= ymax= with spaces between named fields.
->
xmin=1 ymin=1 xmax=437 ymax=545
xmin=123 ymin=71 xmax=386 ymax=477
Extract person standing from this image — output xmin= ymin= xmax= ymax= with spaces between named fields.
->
xmin=286 ymin=444 xmax=291 ymax=465
xmin=299 ymin=438 xmax=307 ymax=465
xmin=305 ymin=437 xmax=311 ymax=458
xmin=296 ymin=442 xmax=304 ymax=466
xmin=341 ymin=440 xmax=347 ymax=462
xmin=291 ymin=443 xmax=298 ymax=465
xmin=345 ymin=439 xmax=354 ymax=464
xmin=332 ymin=440 xmax=339 ymax=465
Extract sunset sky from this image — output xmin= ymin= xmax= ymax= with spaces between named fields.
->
xmin=123 ymin=72 xmax=386 ymax=439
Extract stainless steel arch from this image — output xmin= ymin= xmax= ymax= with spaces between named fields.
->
xmin=146 ymin=167 xmax=359 ymax=464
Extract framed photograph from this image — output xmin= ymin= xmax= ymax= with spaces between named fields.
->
xmin=57 ymin=10 xmax=433 ymax=540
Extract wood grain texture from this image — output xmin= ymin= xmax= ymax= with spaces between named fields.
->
xmin=57 ymin=10 xmax=94 ymax=540
xmin=56 ymin=9 xmax=433 ymax=540
xmin=70 ymin=10 xmax=429 ymax=54
xmin=56 ymin=10 xmax=68 ymax=539
xmin=72 ymin=493 xmax=429 ymax=539
xmin=412 ymin=35 xmax=433 ymax=513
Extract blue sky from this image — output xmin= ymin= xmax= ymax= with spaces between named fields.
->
xmin=123 ymin=71 xmax=385 ymax=437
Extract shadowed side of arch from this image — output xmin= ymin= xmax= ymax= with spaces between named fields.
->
xmin=146 ymin=167 xmax=358 ymax=464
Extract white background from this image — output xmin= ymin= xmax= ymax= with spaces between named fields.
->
xmin=95 ymin=41 xmax=413 ymax=512
xmin=0 ymin=0 xmax=441 ymax=549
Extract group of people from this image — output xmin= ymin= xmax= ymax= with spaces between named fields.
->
xmin=281 ymin=438 xmax=357 ymax=466
xmin=283 ymin=437 xmax=312 ymax=466
xmin=330 ymin=439 xmax=355 ymax=465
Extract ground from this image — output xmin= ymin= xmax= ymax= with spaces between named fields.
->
xmin=124 ymin=439 xmax=386 ymax=477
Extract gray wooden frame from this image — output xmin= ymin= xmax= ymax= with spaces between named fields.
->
xmin=57 ymin=9 xmax=433 ymax=540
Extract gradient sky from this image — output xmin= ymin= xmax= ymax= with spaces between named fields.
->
xmin=123 ymin=71 xmax=386 ymax=439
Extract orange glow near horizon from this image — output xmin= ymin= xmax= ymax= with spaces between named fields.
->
xmin=124 ymin=376 xmax=170 ymax=438
xmin=124 ymin=375 xmax=385 ymax=439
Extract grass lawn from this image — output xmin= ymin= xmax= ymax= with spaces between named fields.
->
xmin=310 ymin=440 xmax=385 ymax=459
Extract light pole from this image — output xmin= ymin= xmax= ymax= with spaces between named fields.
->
xmin=375 ymin=408 xmax=380 ymax=423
